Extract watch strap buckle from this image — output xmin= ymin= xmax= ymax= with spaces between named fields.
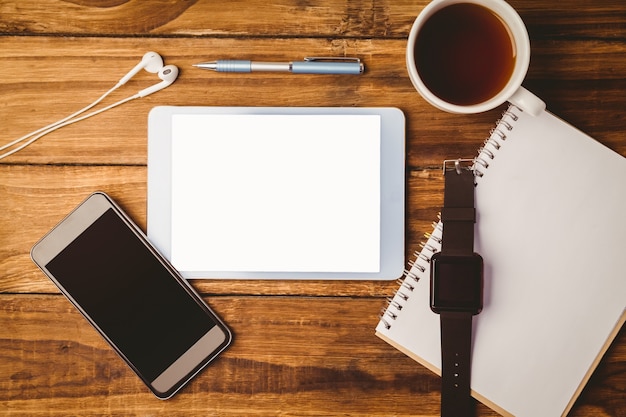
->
xmin=443 ymin=158 xmax=475 ymax=175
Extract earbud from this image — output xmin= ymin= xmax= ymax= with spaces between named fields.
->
xmin=118 ymin=51 xmax=164 ymax=86
xmin=137 ymin=64 xmax=179 ymax=97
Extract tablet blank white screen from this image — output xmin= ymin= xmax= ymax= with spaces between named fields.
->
xmin=171 ymin=114 xmax=381 ymax=273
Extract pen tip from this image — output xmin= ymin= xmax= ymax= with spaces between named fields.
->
xmin=192 ymin=62 xmax=218 ymax=70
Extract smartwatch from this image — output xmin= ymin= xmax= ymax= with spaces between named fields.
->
xmin=430 ymin=161 xmax=483 ymax=417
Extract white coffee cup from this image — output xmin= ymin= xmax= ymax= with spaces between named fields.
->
xmin=406 ymin=0 xmax=545 ymax=116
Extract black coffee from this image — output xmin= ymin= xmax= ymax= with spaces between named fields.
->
xmin=414 ymin=3 xmax=516 ymax=106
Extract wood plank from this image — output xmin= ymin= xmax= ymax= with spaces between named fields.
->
xmin=0 ymin=0 xmax=624 ymax=39
xmin=1 ymin=294 xmax=623 ymax=416
xmin=0 ymin=164 xmax=442 ymax=294
xmin=1 ymin=37 xmax=625 ymax=166
xmin=0 ymin=295 xmax=445 ymax=416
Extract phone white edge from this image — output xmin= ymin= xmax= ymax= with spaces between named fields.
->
xmin=30 ymin=191 xmax=233 ymax=399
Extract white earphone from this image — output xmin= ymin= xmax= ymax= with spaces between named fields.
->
xmin=0 ymin=51 xmax=179 ymax=160
xmin=118 ymin=51 xmax=164 ymax=86
xmin=137 ymin=64 xmax=179 ymax=97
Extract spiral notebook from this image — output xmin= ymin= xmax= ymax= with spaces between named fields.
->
xmin=375 ymin=105 xmax=626 ymax=417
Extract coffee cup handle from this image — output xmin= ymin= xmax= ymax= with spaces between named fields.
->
xmin=508 ymin=86 xmax=546 ymax=116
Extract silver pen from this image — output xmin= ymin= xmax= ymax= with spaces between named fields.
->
xmin=193 ymin=57 xmax=364 ymax=75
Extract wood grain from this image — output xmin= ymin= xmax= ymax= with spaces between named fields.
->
xmin=1 ymin=295 xmax=624 ymax=416
xmin=1 ymin=0 xmax=625 ymax=39
xmin=0 ymin=0 xmax=624 ymax=415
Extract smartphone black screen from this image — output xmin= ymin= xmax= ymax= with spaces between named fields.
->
xmin=46 ymin=208 xmax=217 ymax=382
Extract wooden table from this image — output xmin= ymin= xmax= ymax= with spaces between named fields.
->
xmin=1 ymin=1 xmax=624 ymax=415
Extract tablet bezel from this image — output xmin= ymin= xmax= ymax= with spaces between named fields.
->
xmin=147 ymin=106 xmax=405 ymax=280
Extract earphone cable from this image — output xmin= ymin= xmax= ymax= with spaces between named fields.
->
xmin=0 ymin=83 xmax=122 ymax=159
xmin=0 ymin=93 xmax=138 ymax=161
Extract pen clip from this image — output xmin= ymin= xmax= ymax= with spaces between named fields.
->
xmin=304 ymin=57 xmax=361 ymax=63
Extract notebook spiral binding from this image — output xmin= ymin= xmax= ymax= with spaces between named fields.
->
xmin=379 ymin=105 xmax=521 ymax=330
xmin=474 ymin=105 xmax=521 ymax=177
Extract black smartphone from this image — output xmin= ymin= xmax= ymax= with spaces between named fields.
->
xmin=31 ymin=192 xmax=232 ymax=399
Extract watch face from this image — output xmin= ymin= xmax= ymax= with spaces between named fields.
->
xmin=430 ymin=253 xmax=483 ymax=314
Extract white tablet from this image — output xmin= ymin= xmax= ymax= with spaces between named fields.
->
xmin=147 ymin=106 xmax=405 ymax=279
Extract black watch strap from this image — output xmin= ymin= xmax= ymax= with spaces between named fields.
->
xmin=440 ymin=312 xmax=474 ymax=417
xmin=440 ymin=164 xmax=476 ymax=417
xmin=441 ymin=165 xmax=476 ymax=255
